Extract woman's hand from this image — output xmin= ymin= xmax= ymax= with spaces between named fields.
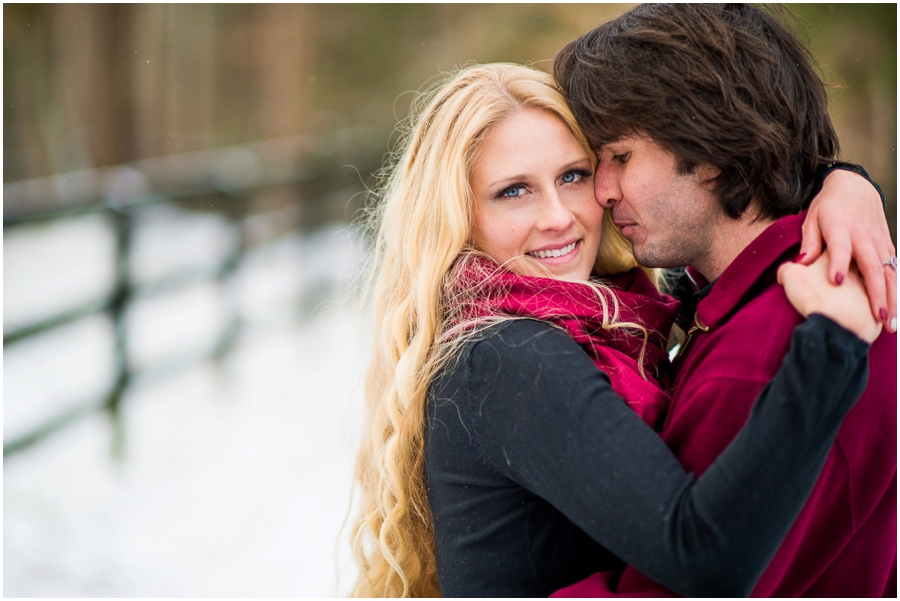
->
xmin=799 ymin=168 xmax=896 ymax=332
xmin=778 ymin=251 xmax=882 ymax=343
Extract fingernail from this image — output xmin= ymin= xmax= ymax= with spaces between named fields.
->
xmin=796 ymin=252 xmax=806 ymax=262
xmin=891 ymin=318 xmax=897 ymax=333
xmin=880 ymin=308 xmax=888 ymax=321
xmin=835 ymin=273 xmax=844 ymax=285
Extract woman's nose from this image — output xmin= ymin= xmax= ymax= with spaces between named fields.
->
xmin=594 ymin=162 xmax=622 ymax=209
xmin=538 ymin=192 xmax=577 ymax=231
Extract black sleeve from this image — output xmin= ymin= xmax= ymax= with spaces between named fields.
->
xmin=807 ymin=162 xmax=886 ymax=211
xmin=463 ymin=314 xmax=868 ymax=597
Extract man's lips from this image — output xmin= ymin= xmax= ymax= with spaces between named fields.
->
xmin=613 ymin=219 xmax=639 ymax=240
xmin=613 ymin=219 xmax=637 ymax=229
xmin=612 ymin=213 xmax=636 ymax=227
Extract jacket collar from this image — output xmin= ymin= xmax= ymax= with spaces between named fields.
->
xmin=695 ymin=212 xmax=805 ymax=331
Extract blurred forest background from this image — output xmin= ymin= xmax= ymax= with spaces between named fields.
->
xmin=3 ymin=3 xmax=897 ymax=597
xmin=4 ymin=3 xmax=897 ymax=231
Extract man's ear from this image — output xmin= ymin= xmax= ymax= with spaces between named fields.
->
xmin=696 ymin=163 xmax=721 ymax=187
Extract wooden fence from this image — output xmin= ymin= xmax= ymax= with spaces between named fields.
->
xmin=3 ymin=130 xmax=380 ymax=457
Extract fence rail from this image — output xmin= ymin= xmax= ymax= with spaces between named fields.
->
xmin=3 ymin=132 xmax=379 ymax=458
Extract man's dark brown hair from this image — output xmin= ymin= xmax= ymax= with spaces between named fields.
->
xmin=553 ymin=3 xmax=839 ymax=220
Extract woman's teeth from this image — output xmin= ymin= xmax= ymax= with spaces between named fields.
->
xmin=528 ymin=241 xmax=577 ymax=259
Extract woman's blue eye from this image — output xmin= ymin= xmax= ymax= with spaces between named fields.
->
xmin=499 ymin=185 xmax=526 ymax=198
xmin=561 ymin=169 xmax=590 ymax=184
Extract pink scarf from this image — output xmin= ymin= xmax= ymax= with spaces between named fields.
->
xmin=444 ymin=256 xmax=680 ymax=428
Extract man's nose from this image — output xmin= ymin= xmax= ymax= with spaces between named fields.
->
xmin=594 ymin=162 xmax=622 ymax=209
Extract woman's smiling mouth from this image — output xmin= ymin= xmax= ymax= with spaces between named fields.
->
xmin=527 ymin=240 xmax=578 ymax=259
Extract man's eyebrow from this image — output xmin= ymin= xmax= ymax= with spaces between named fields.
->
xmin=594 ymin=137 xmax=630 ymax=152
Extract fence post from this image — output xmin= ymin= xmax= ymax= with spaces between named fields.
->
xmin=106 ymin=206 xmax=132 ymax=459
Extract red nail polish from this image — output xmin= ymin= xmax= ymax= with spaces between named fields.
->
xmin=880 ymin=308 xmax=888 ymax=321
xmin=796 ymin=252 xmax=806 ymax=262
xmin=835 ymin=273 xmax=844 ymax=285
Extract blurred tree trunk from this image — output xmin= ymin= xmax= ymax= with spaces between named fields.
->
xmin=254 ymin=4 xmax=315 ymax=140
xmin=50 ymin=4 xmax=136 ymax=169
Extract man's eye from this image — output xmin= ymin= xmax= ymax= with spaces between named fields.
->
xmin=613 ymin=152 xmax=631 ymax=163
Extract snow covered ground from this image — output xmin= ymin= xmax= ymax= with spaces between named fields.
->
xmin=4 ymin=205 xmax=370 ymax=596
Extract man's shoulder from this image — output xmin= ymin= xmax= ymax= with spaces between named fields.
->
xmin=717 ymin=279 xmax=802 ymax=350
xmin=677 ymin=280 xmax=802 ymax=393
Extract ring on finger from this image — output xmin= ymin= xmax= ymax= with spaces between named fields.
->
xmin=882 ymin=256 xmax=898 ymax=269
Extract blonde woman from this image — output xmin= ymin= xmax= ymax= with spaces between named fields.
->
xmin=351 ymin=64 xmax=885 ymax=597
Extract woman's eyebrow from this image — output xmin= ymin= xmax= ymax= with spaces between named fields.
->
xmin=486 ymin=156 xmax=592 ymax=188
xmin=485 ymin=173 xmax=530 ymax=189
xmin=561 ymin=157 xmax=592 ymax=169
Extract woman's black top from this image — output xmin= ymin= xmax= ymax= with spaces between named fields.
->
xmin=424 ymin=314 xmax=869 ymax=597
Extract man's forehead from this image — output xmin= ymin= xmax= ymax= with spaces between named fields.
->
xmin=592 ymin=134 xmax=649 ymax=153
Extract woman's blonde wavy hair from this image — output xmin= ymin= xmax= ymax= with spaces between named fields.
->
xmin=350 ymin=63 xmax=649 ymax=597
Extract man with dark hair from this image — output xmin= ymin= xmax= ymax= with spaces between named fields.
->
xmin=553 ymin=4 xmax=896 ymax=597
